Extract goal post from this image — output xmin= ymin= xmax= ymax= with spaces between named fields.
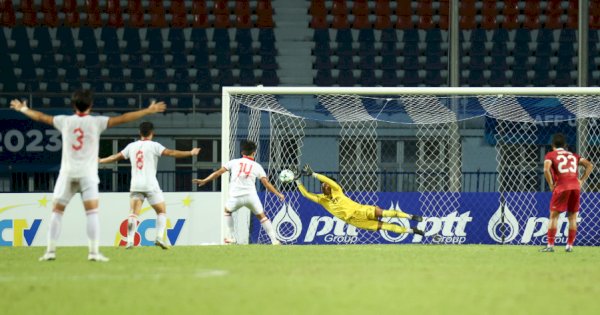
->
xmin=222 ymin=87 xmax=600 ymax=246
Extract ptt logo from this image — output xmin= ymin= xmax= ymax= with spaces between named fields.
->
xmin=115 ymin=218 xmax=185 ymax=247
xmin=0 ymin=219 xmax=41 ymax=246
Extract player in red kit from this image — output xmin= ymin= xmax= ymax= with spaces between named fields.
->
xmin=540 ymin=133 xmax=593 ymax=252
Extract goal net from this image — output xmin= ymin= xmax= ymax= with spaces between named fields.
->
xmin=222 ymin=87 xmax=600 ymax=246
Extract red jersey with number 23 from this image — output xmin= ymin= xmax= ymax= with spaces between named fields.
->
xmin=545 ymin=148 xmax=581 ymax=191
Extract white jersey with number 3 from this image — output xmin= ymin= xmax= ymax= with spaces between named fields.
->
xmin=53 ymin=114 xmax=109 ymax=181
xmin=121 ymin=140 xmax=166 ymax=192
xmin=224 ymin=157 xmax=267 ymax=197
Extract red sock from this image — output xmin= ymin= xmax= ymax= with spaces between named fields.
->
xmin=567 ymin=229 xmax=577 ymax=246
xmin=547 ymin=228 xmax=557 ymax=246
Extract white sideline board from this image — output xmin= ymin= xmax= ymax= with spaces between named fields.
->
xmin=0 ymin=192 xmax=224 ymax=247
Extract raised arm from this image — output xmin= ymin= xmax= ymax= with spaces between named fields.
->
xmin=107 ymin=100 xmax=167 ymax=128
xmin=313 ymin=173 xmax=343 ymax=193
xmin=162 ymin=148 xmax=201 ymax=159
xmin=543 ymin=159 xmax=554 ymax=191
xmin=295 ymin=180 xmax=320 ymax=203
xmin=579 ymin=158 xmax=594 ymax=186
xmin=192 ymin=167 xmax=227 ymax=187
xmin=10 ymin=100 xmax=54 ymax=126
xmin=260 ymin=177 xmax=285 ymax=201
xmin=99 ymin=153 xmax=125 ymax=164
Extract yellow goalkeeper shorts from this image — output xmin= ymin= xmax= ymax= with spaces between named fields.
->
xmin=346 ymin=205 xmax=379 ymax=231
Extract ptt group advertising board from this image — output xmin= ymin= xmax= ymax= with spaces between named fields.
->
xmin=251 ymin=192 xmax=598 ymax=245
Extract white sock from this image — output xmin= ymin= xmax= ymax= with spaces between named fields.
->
xmin=224 ymin=212 xmax=234 ymax=239
xmin=86 ymin=209 xmax=100 ymax=254
xmin=127 ymin=214 xmax=138 ymax=244
xmin=260 ymin=218 xmax=278 ymax=244
xmin=47 ymin=211 xmax=63 ymax=253
xmin=156 ymin=213 xmax=167 ymax=241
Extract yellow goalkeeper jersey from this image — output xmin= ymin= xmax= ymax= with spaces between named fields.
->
xmin=297 ymin=173 xmax=366 ymax=221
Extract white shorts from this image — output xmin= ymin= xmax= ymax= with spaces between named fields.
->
xmin=130 ymin=191 xmax=165 ymax=206
xmin=53 ymin=174 xmax=99 ymax=206
xmin=225 ymin=194 xmax=264 ymax=215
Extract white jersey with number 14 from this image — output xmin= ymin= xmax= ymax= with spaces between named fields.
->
xmin=224 ymin=157 xmax=267 ymax=197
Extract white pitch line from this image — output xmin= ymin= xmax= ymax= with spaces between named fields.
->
xmin=0 ymin=269 xmax=229 ymax=282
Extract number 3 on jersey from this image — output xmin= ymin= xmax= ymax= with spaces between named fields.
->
xmin=72 ymin=128 xmax=84 ymax=151
xmin=557 ymin=154 xmax=577 ymax=174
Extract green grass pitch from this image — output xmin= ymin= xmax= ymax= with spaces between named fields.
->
xmin=1 ymin=245 xmax=599 ymax=315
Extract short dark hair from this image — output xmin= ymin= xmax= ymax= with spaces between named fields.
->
xmin=71 ymin=89 xmax=93 ymax=112
xmin=552 ymin=133 xmax=567 ymax=148
xmin=139 ymin=121 xmax=154 ymax=137
xmin=241 ymin=140 xmax=257 ymax=155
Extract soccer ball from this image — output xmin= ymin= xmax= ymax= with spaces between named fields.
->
xmin=278 ymin=169 xmax=295 ymax=183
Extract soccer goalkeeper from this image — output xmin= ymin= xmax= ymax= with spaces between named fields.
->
xmin=294 ymin=165 xmax=425 ymax=236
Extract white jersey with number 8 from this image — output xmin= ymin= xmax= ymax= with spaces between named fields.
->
xmin=224 ymin=157 xmax=267 ymax=197
xmin=121 ymin=140 xmax=166 ymax=192
xmin=53 ymin=114 xmax=109 ymax=181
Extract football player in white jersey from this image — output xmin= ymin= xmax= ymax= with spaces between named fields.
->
xmin=193 ymin=140 xmax=284 ymax=245
xmin=10 ymin=90 xmax=166 ymax=262
xmin=99 ymin=121 xmax=201 ymax=249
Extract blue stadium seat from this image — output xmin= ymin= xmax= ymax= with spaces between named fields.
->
xmin=514 ymin=29 xmax=532 ymax=43
xmin=425 ymin=42 xmax=443 ymax=56
xmin=338 ymin=69 xmax=356 ymax=86
xmin=64 ymin=67 xmax=80 ymax=84
xmin=559 ymin=29 xmax=576 ymax=43
xmin=33 ymin=28 xmax=53 ymax=54
xmin=148 ymin=36 xmax=165 ymax=54
xmin=510 ymin=69 xmax=528 ymax=86
xmin=491 ymin=44 xmax=508 ymax=57
xmin=535 ymin=42 xmax=552 ymax=57
xmin=105 ymin=53 xmax=122 ymax=69
xmin=108 ymin=68 xmax=124 ymax=82
xmin=315 ymin=54 xmax=333 ymax=69
xmin=12 ymin=26 xmax=32 ymax=54
xmin=238 ymin=54 xmax=254 ymax=69
xmin=490 ymin=56 xmax=507 ymax=71
xmin=534 ymin=57 xmax=552 ymax=71
xmin=215 ymin=51 xmax=233 ymax=69
xmin=492 ymin=29 xmax=509 ymax=43
xmin=489 ymin=70 xmax=507 ymax=86
xmin=380 ymin=42 xmax=396 ymax=56
xmin=194 ymin=52 xmax=210 ymax=69
xmin=43 ymin=66 xmax=58 ymax=82
xmin=513 ymin=41 xmax=530 ymax=58
xmin=171 ymin=53 xmax=188 ymax=68
xmin=123 ymin=28 xmax=142 ymax=53
xmin=239 ymin=68 xmax=256 ymax=86
xmin=237 ymin=40 xmax=253 ymax=55
xmin=470 ymin=41 xmax=486 ymax=56
xmin=218 ymin=69 xmax=235 ymax=86
xmin=236 ymin=28 xmax=253 ymax=45
xmin=258 ymin=28 xmax=275 ymax=43
xmin=424 ymin=70 xmax=444 ymax=86
xmin=554 ymin=75 xmax=575 ymax=86
xmin=315 ymin=69 xmax=334 ymax=86
xmin=537 ymin=29 xmax=553 ymax=43
xmin=358 ymin=29 xmax=375 ymax=42
xmin=149 ymin=54 xmax=166 ymax=68
xmin=335 ymin=29 xmax=353 ymax=43
xmin=557 ymin=42 xmax=575 ymax=57
xmin=44 ymin=81 xmax=62 ymax=93
xmin=313 ymin=40 xmax=331 ymax=55
xmin=467 ymin=70 xmax=485 ymax=86
xmin=335 ymin=41 xmax=353 ymax=56
xmin=359 ymin=69 xmax=376 ymax=86
xmin=401 ymin=56 xmax=418 ymax=70
xmin=512 ymin=55 xmax=528 ymax=70
xmin=191 ymin=28 xmax=208 ymax=42
xmin=128 ymin=53 xmax=144 ymax=68
xmin=260 ymin=54 xmax=278 ymax=70
xmin=358 ymin=41 xmax=376 ymax=56
xmin=213 ymin=28 xmax=230 ymax=44
xmin=402 ymin=43 xmax=419 ymax=57
xmin=556 ymin=56 xmax=575 ymax=71
xmin=173 ymin=68 xmax=190 ymax=83
xmin=469 ymin=55 xmax=486 ymax=70
xmin=402 ymin=29 xmax=419 ymax=42
xmin=470 ymin=29 xmax=487 ymax=42
xmin=168 ymin=28 xmax=185 ymax=42
xmin=0 ymin=26 xmax=8 ymax=52
xmin=38 ymin=54 xmax=56 ymax=68
xmin=313 ymin=29 xmax=330 ymax=42
xmin=129 ymin=67 xmax=145 ymax=83
xmin=381 ymin=55 xmax=400 ymax=70
xmin=380 ymin=69 xmax=399 ymax=87
xmin=425 ymin=55 xmax=445 ymax=70
xmin=261 ymin=70 xmax=279 ymax=86
xmin=401 ymin=70 xmax=420 ymax=86
xmin=91 ymin=80 xmax=106 ymax=93
xmin=359 ymin=55 xmax=376 ymax=70
xmin=196 ymin=69 xmax=213 ymax=91
xmin=337 ymin=55 xmax=354 ymax=70
xmin=259 ymin=41 xmax=277 ymax=56
xmin=380 ymin=29 xmax=397 ymax=42
xmin=79 ymin=27 xmax=98 ymax=54
xmin=532 ymin=71 xmax=551 ymax=86
xmin=425 ymin=29 xmax=442 ymax=42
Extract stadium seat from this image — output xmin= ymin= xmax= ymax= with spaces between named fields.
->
xmin=358 ymin=41 xmax=376 ymax=56
xmin=467 ymin=70 xmax=485 ymax=86
xmin=374 ymin=15 xmax=392 ymax=30
xmin=338 ymin=69 xmax=356 ymax=86
xmin=395 ymin=15 xmax=414 ymax=29
xmin=313 ymin=40 xmax=331 ymax=55
xmin=239 ymin=68 xmax=256 ymax=86
xmin=559 ymin=29 xmax=577 ymax=43
xmin=332 ymin=14 xmax=350 ymax=29
xmin=359 ymin=69 xmax=376 ymax=86
xmin=424 ymin=70 xmax=444 ymax=86
xmin=337 ymin=55 xmax=354 ymax=70
xmin=1 ymin=0 xmax=16 ymax=26
xmin=532 ymin=71 xmax=551 ymax=86
xmin=315 ymin=69 xmax=335 ymax=86
xmin=380 ymin=28 xmax=397 ymax=42
xmin=260 ymin=54 xmax=278 ymax=70
xmin=358 ymin=29 xmax=375 ymax=42
xmin=352 ymin=15 xmax=371 ymax=29
xmin=383 ymin=55 xmax=399 ymax=70
xmin=401 ymin=70 xmax=420 ymax=86
xmin=309 ymin=0 xmax=327 ymax=16
xmin=34 ymin=28 xmax=53 ymax=54
xmin=489 ymin=70 xmax=508 ymax=86
xmin=359 ymin=55 xmax=376 ymax=70
xmin=313 ymin=29 xmax=330 ymax=43
xmin=310 ymin=15 xmax=328 ymax=29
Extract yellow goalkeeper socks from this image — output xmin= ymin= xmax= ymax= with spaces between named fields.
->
xmin=380 ymin=222 xmax=410 ymax=234
xmin=381 ymin=210 xmax=411 ymax=219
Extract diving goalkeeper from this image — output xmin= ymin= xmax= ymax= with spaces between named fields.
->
xmin=295 ymin=165 xmax=425 ymax=236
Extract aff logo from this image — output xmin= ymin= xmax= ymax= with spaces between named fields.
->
xmin=115 ymin=218 xmax=185 ymax=247
xmin=0 ymin=219 xmax=41 ymax=246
